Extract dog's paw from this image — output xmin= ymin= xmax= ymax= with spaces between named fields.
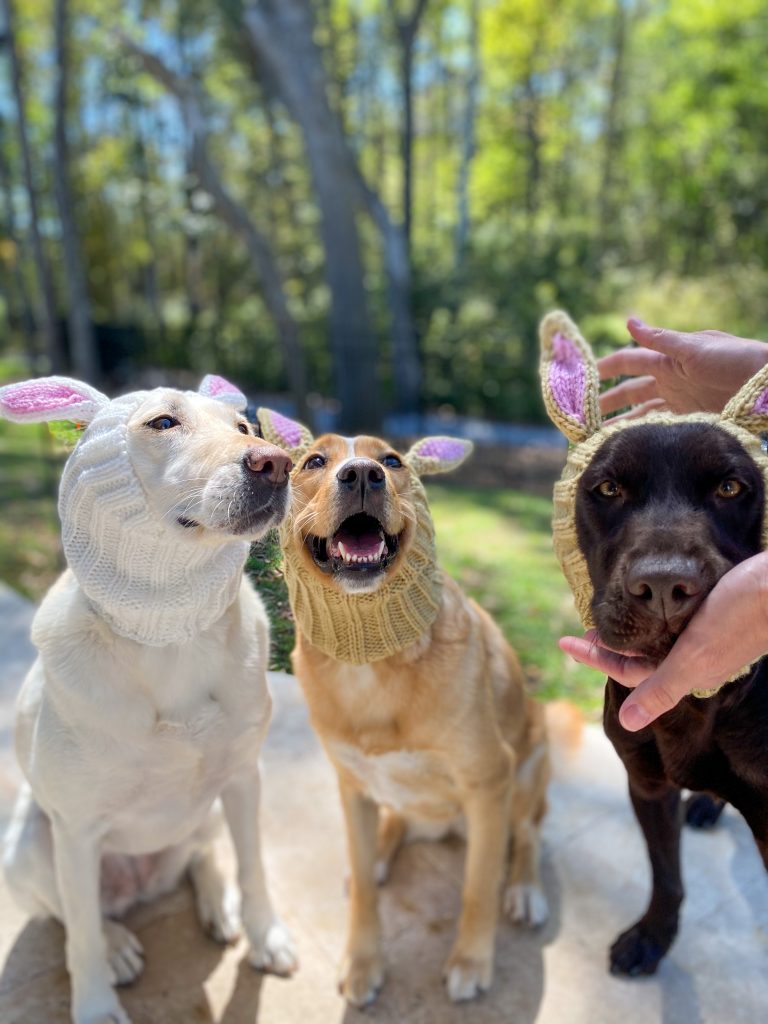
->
xmin=443 ymin=948 xmax=493 ymax=1002
xmin=248 ymin=921 xmax=298 ymax=976
xmin=72 ymin=991 xmax=132 ymax=1024
xmin=338 ymin=952 xmax=385 ymax=1007
xmin=103 ymin=920 xmax=145 ymax=986
xmin=503 ymin=883 xmax=549 ymax=927
xmin=609 ymin=921 xmax=671 ymax=976
xmin=195 ymin=881 xmax=242 ymax=945
xmin=685 ymin=793 xmax=726 ymax=830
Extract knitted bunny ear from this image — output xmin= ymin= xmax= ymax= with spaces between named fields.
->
xmin=539 ymin=311 xmax=602 ymax=444
xmin=0 ymin=376 xmax=109 ymax=425
xmin=256 ymin=407 xmax=314 ymax=461
xmin=198 ymin=374 xmax=247 ymax=410
xmin=404 ymin=436 xmax=473 ymax=476
xmin=721 ymin=363 xmax=768 ymax=434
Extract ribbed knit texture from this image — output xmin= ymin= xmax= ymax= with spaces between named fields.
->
xmin=540 ymin=311 xmax=768 ymax=699
xmin=281 ymin=474 xmax=443 ymax=664
xmin=59 ymin=390 xmax=249 ymax=646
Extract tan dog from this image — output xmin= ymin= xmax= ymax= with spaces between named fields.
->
xmin=258 ymin=410 xmax=550 ymax=1006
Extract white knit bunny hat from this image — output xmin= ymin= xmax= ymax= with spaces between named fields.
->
xmin=0 ymin=374 xmax=253 ymax=646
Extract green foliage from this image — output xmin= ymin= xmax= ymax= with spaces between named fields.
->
xmin=245 ymin=530 xmax=295 ymax=673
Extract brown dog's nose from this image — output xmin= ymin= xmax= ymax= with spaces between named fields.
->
xmin=243 ymin=445 xmax=292 ymax=486
xmin=625 ymin=556 xmax=705 ymax=621
xmin=336 ymin=459 xmax=385 ymax=493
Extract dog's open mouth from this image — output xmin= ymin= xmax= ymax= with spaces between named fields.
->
xmin=308 ymin=513 xmax=400 ymax=576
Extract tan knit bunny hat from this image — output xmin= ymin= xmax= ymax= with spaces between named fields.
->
xmin=257 ymin=408 xmax=473 ymax=664
xmin=540 ymin=310 xmax=768 ymax=651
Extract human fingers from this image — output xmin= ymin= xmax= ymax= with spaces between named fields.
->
xmin=618 ymin=554 xmax=768 ymax=731
xmin=602 ymin=398 xmax=667 ymax=424
xmin=625 ymin=317 xmax=690 ymax=355
xmin=598 ymin=375 xmax=660 ymax=415
xmin=558 ymin=635 xmax=657 ymax=687
xmin=597 ymin=346 xmax=664 ymax=381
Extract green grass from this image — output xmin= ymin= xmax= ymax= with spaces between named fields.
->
xmin=426 ymin=483 xmax=604 ymax=713
xmin=0 ymin=426 xmax=602 ymax=709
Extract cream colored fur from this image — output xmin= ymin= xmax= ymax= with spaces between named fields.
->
xmin=2 ymin=389 xmax=297 ymax=1024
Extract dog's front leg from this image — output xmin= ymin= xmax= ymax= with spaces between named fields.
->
xmin=337 ymin=779 xmax=384 ymax=1007
xmin=221 ymin=771 xmax=297 ymax=975
xmin=609 ymin=781 xmax=683 ymax=976
xmin=50 ymin=818 xmax=130 ymax=1024
xmin=444 ymin=753 xmax=512 ymax=1002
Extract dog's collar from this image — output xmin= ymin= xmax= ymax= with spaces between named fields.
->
xmin=281 ymin=474 xmax=444 ymax=664
xmin=59 ymin=393 xmax=250 ymax=646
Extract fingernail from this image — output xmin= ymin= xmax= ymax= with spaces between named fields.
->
xmin=627 ymin=316 xmax=646 ymax=330
xmin=620 ymin=702 xmax=651 ymax=731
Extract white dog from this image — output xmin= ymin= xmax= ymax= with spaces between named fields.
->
xmin=0 ymin=373 xmax=297 ymax=1024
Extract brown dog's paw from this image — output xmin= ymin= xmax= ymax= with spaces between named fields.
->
xmin=338 ymin=952 xmax=385 ymax=1007
xmin=684 ymin=793 xmax=726 ymax=830
xmin=503 ymin=882 xmax=549 ymax=927
xmin=609 ymin=921 xmax=672 ymax=976
xmin=443 ymin=948 xmax=493 ymax=1002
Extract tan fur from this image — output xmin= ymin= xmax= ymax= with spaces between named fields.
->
xmin=288 ymin=434 xmax=550 ymax=1005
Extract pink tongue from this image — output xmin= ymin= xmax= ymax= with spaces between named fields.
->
xmin=332 ymin=528 xmax=381 ymax=558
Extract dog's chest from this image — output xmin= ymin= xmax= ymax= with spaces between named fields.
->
xmin=329 ymin=742 xmax=459 ymax=819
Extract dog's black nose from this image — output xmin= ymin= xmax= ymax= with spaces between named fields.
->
xmin=625 ymin=556 xmax=705 ymax=621
xmin=336 ymin=459 xmax=385 ymax=493
xmin=243 ymin=445 xmax=292 ymax=486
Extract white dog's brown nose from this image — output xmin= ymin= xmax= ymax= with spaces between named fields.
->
xmin=243 ymin=445 xmax=292 ymax=486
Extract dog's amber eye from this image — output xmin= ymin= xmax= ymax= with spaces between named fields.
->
xmin=597 ymin=480 xmax=622 ymax=498
xmin=237 ymin=422 xmax=250 ymax=435
xmin=147 ymin=416 xmax=179 ymax=430
xmin=716 ymin=479 xmax=743 ymax=498
xmin=381 ymin=454 xmax=402 ymax=468
xmin=304 ymin=454 xmax=326 ymax=470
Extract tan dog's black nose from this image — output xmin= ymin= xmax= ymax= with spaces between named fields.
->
xmin=337 ymin=459 xmax=385 ymax=493
xmin=244 ymin=445 xmax=293 ymax=486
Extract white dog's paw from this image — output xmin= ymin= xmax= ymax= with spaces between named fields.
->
xmin=195 ymin=880 xmax=242 ymax=945
xmin=248 ymin=920 xmax=298 ymax=976
xmin=443 ymin=948 xmax=493 ymax=1003
xmin=72 ymin=990 xmax=132 ymax=1024
xmin=503 ymin=882 xmax=549 ymax=927
xmin=337 ymin=951 xmax=385 ymax=1007
xmin=103 ymin=920 xmax=144 ymax=987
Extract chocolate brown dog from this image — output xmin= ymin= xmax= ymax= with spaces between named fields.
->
xmin=540 ymin=311 xmax=768 ymax=977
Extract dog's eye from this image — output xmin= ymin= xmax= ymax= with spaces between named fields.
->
xmin=381 ymin=454 xmax=402 ymax=469
xmin=716 ymin=478 xmax=743 ymax=499
xmin=147 ymin=416 xmax=179 ymax=431
xmin=304 ymin=454 xmax=326 ymax=470
xmin=597 ymin=480 xmax=622 ymax=498
xmin=237 ymin=422 xmax=250 ymax=435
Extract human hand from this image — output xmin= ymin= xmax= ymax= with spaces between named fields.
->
xmin=559 ymin=553 xmax=768 ymax=731
xmin=597 ymin=317 xmax=768 ymax=418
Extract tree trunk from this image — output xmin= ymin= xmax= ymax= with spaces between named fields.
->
xmin=122 ymin=36 xmax=310 ymax=425
xmin=52 ymin=0 xmax=99 ymax=381
xmin=243 ymin=0 xmax=422 ymax=424
xmin=0 ymin=115 xmax=38 ymax=362
xmin=2 ymin=0 xmax=64 ymax=373
xmin=242 ymin=0 xmax=380 ymax=432
xmin=599 ymin=0 xmax=627 ymax=248
xmin=454 ymin=0 xmax=479 ymax=276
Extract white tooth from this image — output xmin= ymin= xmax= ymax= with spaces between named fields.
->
xmin=338 ymin=541 xmax=347 ymax=560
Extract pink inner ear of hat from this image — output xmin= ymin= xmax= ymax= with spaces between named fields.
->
xmin=202 ymin=374 xmax=240 ymax=396
xmin=753 ymin=390 xmax=768 ymax=415
xmin=0 ymin=380 xmax=90 ymax=414
xmin=416 ymin=438 xmax=466 ymax=461
xmin=549 ymin=332 xmax=586 ymax=424
xmin=269 ymin=410 xmax=303 ymax=448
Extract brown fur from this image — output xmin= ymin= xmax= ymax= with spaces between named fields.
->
xmin=288 ymin=434 xmax=550 ymax=1005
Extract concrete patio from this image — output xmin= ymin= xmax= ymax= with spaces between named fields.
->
xmin=0 ymin=581 xmax=766 ymax=1023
